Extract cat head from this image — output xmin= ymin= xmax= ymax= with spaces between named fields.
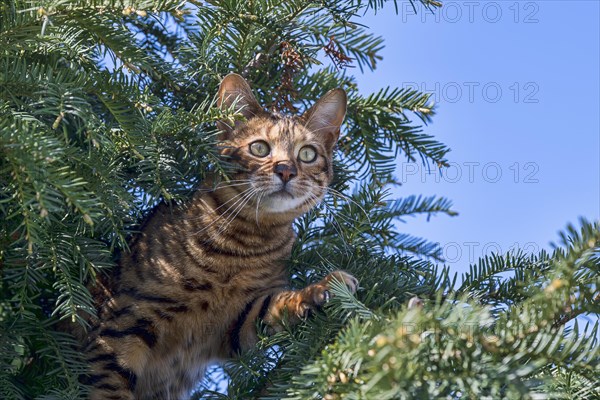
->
xmin=216 ymin=73 xmax=346 ymax=218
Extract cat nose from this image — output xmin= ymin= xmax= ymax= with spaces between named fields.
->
xmin=274 ymin=162 xmax=297 ymax=183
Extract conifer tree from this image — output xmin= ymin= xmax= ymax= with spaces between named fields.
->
xmin=1 ymin=1 xmax=598 ymax=399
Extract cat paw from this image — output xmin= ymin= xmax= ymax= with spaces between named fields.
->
xmin=299 ymin=283 xmax=331 ymax=313
xmin=295 ymin=271 xmax=358 ymax=320
xmin=324 ymin=270 xmax=359 ymax=294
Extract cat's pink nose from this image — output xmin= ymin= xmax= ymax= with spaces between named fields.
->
xmin=274 ymin=162 xmax=297 ymax=183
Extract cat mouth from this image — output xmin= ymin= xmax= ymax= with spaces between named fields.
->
xmin=261 ymin=187 xmax=310 ymax=213
xmin=270 ymin=189 xmax=295 ymax=199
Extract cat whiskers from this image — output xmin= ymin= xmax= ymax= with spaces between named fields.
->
xmin=213 ymin=187 xmax=261 ymax=237
xmin=254 ymin=191 xmax=265 ymax=226
xmin=194 ymin=180 xmax=253 ymax=193
xmin=247 ymin=178 xmax=273 ymax=226
xmin=316 ymin=185 xmax=373 ymax=226
xmin=191 ymin=186 xmax=257 ymax=236
xmin=302 ymin=189 xmax=351 ymax=253
xmin=186 ymin=181 xmax=253 ymax=222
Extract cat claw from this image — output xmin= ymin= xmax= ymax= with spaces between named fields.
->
xmin=311 ymin=288 xmax=330 ymax=307
xmin=345 ymin=276 xmax=359 ymax=294
xmin=327 ymin=271 xmax=359 ymax=294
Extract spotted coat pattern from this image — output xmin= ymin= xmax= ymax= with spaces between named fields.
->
xmin=80 ymin=75 xmax=357 ymax=400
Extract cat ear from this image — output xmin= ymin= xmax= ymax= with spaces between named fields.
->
xmin=301 ymin=88 xmax=347 ymax=150
xmin=217 ymin=73 xmax=264 ymax=137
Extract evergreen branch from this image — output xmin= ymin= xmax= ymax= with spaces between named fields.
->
xmin=3 ymin=0 xmax=597 ymax=397
xmin=384 ymin=194 xmax=458 ymax=222
xmin=363 ymin=0 xmax=443 ymax=14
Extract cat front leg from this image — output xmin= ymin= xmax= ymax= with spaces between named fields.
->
xmin=230 ymin=271 xmax=358 ymax=353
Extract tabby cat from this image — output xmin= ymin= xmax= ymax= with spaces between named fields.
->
xmin=83 ymin=73 xmax=358 ymax=400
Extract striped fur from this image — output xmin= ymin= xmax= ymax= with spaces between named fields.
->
xmin=80 ymin=74 xmax=357 ymax=399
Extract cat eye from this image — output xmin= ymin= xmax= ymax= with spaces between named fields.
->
xmin=249 ymin=140 xmax=270 ymax=157
xmin=298 ymin=146 xmax=317 ymax=163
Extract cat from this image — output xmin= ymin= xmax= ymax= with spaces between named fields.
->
xmin=82 ymin=73 xmax=358 ymax=400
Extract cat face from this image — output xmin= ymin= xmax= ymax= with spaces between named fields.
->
xmin=223 ymin=115 xmax=332 ymax=214
xmin=217 ymin=74 xmax=347 ymax=215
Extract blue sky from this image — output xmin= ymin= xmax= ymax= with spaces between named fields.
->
xmin=353 ymin=0 xmax=600 ymax=276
